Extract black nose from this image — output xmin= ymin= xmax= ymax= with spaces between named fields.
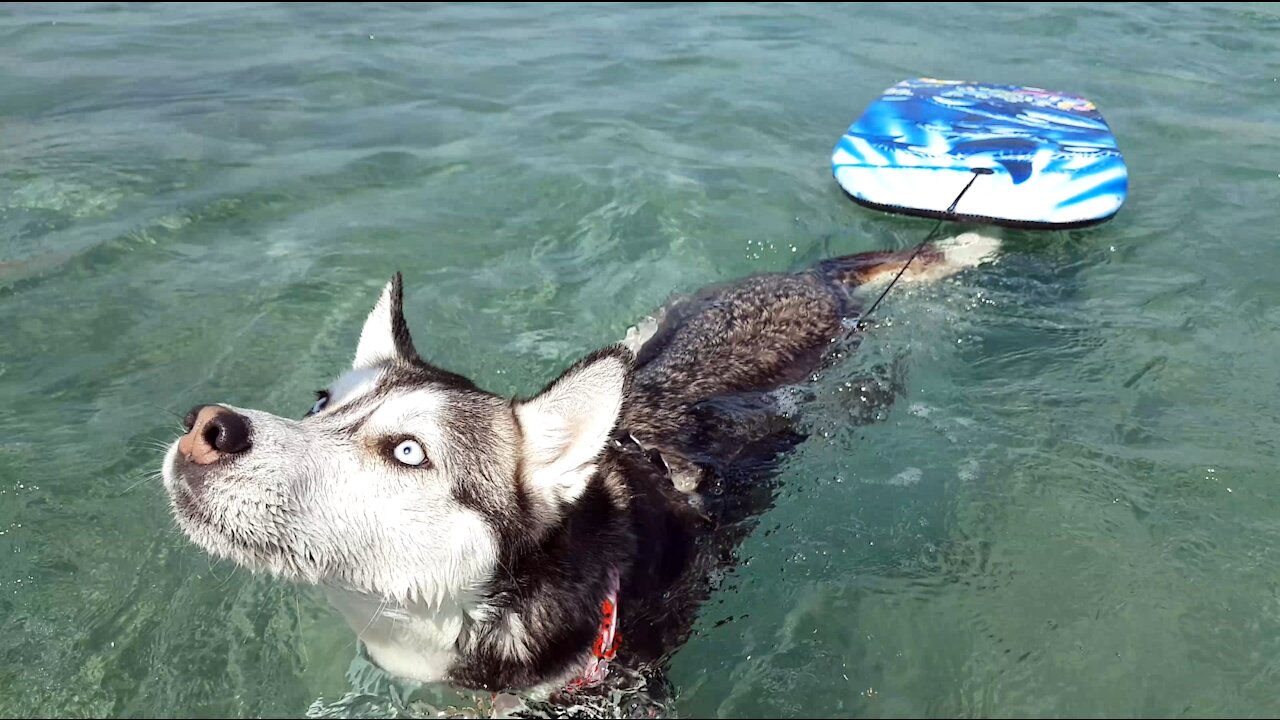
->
xmin=183 ymin=404 xmax=252 ymax=457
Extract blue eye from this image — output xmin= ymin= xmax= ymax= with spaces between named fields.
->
xmin=393 ymin=439 xmax=427 ymax=466
xmin=307 ymin=390 xmax=329 ymax=417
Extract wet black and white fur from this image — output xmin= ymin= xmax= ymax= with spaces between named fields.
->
xmin=162 ymin=232 xmax=1000 ymax=700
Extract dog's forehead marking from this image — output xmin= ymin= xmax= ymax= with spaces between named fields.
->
xmin=364 ymin=387 xmax=449 ymax=453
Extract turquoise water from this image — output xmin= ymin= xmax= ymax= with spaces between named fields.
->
xmin=2 ymin=2 xmax=1279 ymax=717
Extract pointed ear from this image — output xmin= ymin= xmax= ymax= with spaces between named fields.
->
xmin=353 ymin=273 xmax=419 ymax=369
xmin=514 ymin=346 xmax=633 ymax=506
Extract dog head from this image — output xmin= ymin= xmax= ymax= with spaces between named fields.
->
xmin=162 ymin=274 xmax=632 ymax=607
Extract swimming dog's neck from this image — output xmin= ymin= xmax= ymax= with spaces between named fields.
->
xmin=448 ymin=468 xmax=636 ymax=692
xmin=324 ymin=464 xmax=638 ymax=694
xmin=326 ymin=585 xmax=476 ymax=685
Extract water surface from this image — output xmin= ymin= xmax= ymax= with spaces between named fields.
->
xmin=2 ymin=3 xmax=1279 ymax=717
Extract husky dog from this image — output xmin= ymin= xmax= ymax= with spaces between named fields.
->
xmin=162 ymin=233 xmax=999 ymax=704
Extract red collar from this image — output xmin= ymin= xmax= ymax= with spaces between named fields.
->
xmin=561 ymin=567 xmax=622 ymax=693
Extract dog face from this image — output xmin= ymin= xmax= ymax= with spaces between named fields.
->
xmin=162 ymin=275 xmax=630 ymax=609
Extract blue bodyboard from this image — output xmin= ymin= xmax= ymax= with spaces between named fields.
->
xmin=832 ymin=78 xmax=1127 ymax=229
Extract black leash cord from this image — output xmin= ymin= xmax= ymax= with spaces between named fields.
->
xmin=855 ymin=167 xmax=991 ymax=330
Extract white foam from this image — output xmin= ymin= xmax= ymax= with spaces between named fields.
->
xmin=937 ymin=232 xmax=1001 ymax=269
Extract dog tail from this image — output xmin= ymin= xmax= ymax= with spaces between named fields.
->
xmin=816 ymin=232 xmax=1001 ymax=292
